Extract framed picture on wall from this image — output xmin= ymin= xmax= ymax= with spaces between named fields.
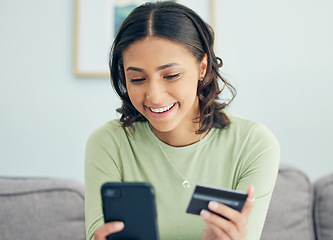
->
xmin=74 ymin=0 xmax=215 ymax=77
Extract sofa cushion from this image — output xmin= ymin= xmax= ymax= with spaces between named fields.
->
xmin=314 ymin=172 xmax=333 ymax=240
xmin=0 ymin=177 xmax=85 ymax=240
xmin=260 ymin=164 xmax=315 ymax=240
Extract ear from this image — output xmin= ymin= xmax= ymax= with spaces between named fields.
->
xmin=199 ymin=54 xmax=208 ymax=80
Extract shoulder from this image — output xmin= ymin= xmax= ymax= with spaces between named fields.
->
xmin=86 ymin=119 xmax=149 ymax=145
xmin=227 ymin=113 xmax=261 ymax=132
xmin=87 ymin=119 xmax=123 ymax=141
xmin=224 ymin=114 xmax=280 ymax=183
xmin=86 ymin=119 xmax=128 ymax=151
xmin=228 ymin=113 xmax=277 ymax=137
xmin=224 ymin=113 xmax=280 ymax=150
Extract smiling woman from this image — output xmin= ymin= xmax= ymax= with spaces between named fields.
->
xmin=122 ymin=37 xmax=206 ymax=141
xmin=85 ymin=1 xmax=280 ymax=240
xmin=110 ymin=2 xmax=235 ymax=139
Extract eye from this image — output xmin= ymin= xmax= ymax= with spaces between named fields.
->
xmin=130 ymin=78 xmax=146 ymax=83
xmin=164 ymin=73 xmax=180 ymax=80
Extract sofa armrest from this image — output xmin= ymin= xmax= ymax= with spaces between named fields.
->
xmin=260 ymin=164 xmax=315 ymax=240
xmin=314 ymin=172 xmax=333 ymax=240
xmin=0 ymin=177 xmax=85 ymax=240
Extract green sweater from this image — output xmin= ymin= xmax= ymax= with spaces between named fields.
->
xmin=85 ymin=114 xmax=280 ymax=240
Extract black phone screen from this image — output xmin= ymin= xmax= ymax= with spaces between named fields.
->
xmin=101 ymin=182 xmax=159 ymax=240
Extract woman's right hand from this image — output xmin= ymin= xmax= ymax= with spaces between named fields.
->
xmin=94 ymin=222 xmax=124 ymax=240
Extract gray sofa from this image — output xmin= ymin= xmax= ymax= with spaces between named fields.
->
xmin=0 ymin=164 xmax=332 ymax=240
xmin=0 ymin=177 xmax=85 ymax=240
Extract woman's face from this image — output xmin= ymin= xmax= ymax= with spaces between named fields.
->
xmin=122 ymin=37 xmax=207 ymax=134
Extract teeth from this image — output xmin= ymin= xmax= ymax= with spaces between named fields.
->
xmin=150 ymin=103 xmax=175 ymax=113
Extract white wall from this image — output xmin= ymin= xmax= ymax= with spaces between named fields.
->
xmin=215 ymin=0 xmax=333 ymax=180
xmin=0 ymin=0 xmax=332 ymax=182
xmin=0 ymin=0 xmax=120 ymax=182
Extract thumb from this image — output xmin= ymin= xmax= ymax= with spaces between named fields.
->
xmin=94 ymin=222 xmax=124 ymax=240
xmin=241 ymin=185 xmax=255 ymax=220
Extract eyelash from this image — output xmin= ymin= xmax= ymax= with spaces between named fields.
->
xmin=130 ymin=78 xmax=145 ymax=83
xmin=130 ymin=73 xmax=180 ymax=83
xmin=164 ymin=73 xmax=180 ymax=80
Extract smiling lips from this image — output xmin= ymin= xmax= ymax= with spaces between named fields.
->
xmin=149 ymin=103 xmax=175 ymax=113
xmin=147 ymin=102 xmax=177 ymax=118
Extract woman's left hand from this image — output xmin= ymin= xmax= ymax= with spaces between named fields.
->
xmin=201 ymin=185 xmax=255 ymax=240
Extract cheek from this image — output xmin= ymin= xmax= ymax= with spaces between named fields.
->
xmin=127 ymin=86 xmax=143 ymax=107
xmin=171 ymin=82 xmax=198 ymax=105
xmin=179 ymin=77 xmax=199 ymax=97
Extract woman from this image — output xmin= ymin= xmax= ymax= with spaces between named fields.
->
xmin=85 ymin=1 xmax=280 ymax=239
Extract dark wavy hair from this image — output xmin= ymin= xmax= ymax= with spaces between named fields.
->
xmin=110 ymin=1 xmax=236 ymax=134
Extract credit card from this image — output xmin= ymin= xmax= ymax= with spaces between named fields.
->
xmin=186 ymin=185 xmax=248 ymax=218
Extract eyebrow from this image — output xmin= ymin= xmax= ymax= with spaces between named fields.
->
xmin=126 ymin=63 xmax=180 ymax=72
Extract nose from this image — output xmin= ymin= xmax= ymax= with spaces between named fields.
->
xmin=146 ymin=79 xmax=165 ymax=105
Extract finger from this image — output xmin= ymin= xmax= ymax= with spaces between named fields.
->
xmin=201 ymin=209 xmax=239 ymax=239
xmin=94 ymin=222 xmax=124 ymax=240
xmin=241 ymin=185 xmax=255 ymax=219
xmin=207 ymin=201 xmax=245 ymax=227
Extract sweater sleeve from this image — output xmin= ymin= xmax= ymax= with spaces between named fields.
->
xmin=235 ymin=123 xmax=280 ymax=239
xmin=84 ymin=121 xmax=123 ymax=240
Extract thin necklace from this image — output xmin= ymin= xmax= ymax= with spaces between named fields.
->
xmin=155 ymin=133 xmax=203 ymax=189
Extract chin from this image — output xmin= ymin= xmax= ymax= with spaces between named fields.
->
xmin=149 ymin=121 xmax=178 ymax=133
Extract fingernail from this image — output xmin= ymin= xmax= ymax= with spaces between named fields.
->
xmin=114 ymin=222 xmax=124 ymax=230
xmin=200 ymin=209 xmax=211 ymax=219
xmin=247 ymin=197 xmax=255 ymax=202
xmin=208 ymin=201 xmax=219 ymax=210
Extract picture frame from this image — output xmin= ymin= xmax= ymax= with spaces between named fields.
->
xmin=73 ymin=0 xmax=215 ymax=77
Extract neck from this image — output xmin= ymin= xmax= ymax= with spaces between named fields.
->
xmin=150 ymin=123 xmax=206 ymax=147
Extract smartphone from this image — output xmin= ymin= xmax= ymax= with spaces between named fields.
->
xmin=186 ymin=184 xmax=248 ymax=219
xmin=101 ymin=182 xmax=159 ymax=240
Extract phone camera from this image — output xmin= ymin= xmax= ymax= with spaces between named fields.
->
xmin=104 ymin=188 xmax=121 ymax=198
